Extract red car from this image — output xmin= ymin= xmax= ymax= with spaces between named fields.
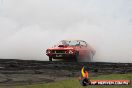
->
xmin=46 ymin=40 xmax=95 ymax=62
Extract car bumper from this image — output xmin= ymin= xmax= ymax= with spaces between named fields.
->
xmin=46 ymin=53 xmax=75 ymax=59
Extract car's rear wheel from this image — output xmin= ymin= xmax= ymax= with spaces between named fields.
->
xmin=49 ymin=57 xmax=52 ymax=61
xmin=87 ymin=53 xmax=93 ymax=62
xmin=82 ymin=51 xmax=93 ymax=62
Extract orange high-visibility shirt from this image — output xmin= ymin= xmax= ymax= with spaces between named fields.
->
xmin=81 ymin=67 xmax=89 ymax=78
xmin=84 ymin=71 xmax=89 ymax=78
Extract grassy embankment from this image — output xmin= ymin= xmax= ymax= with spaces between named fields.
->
xmin=1 ymin=73 xmax=132 ymax=88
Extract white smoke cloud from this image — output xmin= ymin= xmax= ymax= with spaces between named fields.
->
xmin=0 ymin=0 xmax=132 ymax=62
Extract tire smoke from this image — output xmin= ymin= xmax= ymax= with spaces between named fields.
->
xmin=0 ymin=0 xmax=132 ymax=62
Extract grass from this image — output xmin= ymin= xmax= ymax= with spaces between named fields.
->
xmin=0 ymin=73 xmax=132 ymax=88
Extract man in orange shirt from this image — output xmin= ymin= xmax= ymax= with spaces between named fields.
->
xmin=79 ymin=66 xmax=91 ymax=86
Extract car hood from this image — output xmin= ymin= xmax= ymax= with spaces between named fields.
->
xmin=47 ymin=45 xmax=75 ymax=50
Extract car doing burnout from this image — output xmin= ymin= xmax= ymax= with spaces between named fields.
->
xmin=46 ymin=40 xmax=95 ymax=61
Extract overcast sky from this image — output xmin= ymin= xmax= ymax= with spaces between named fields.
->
xmin=0 ymin=0 xmax=132 ymax=62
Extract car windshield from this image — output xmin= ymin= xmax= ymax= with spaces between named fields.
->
xmin=58 ymin=40 xmax=80 ymax=46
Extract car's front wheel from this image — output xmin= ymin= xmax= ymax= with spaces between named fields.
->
xmin=49 ymin=57 xmax=52 ymax=61
xmin=74 ymin=52 xmax=79 ymax=62
xmin=87 ymin=52 xmax=93 ymax=62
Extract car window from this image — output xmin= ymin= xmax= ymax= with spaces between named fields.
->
xmin=58 ymin=40 xmax=69 ymax=46
xmin=68 ymin=41 xmax=80 ymax=46
xmin=58 ymin=40 xmax=80 ymax=46
xmin=80 ymin=41 xmax=87 ymax=47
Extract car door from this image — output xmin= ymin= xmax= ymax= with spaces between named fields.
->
xmin=79 ymin=41 xmax=88 ymax=58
